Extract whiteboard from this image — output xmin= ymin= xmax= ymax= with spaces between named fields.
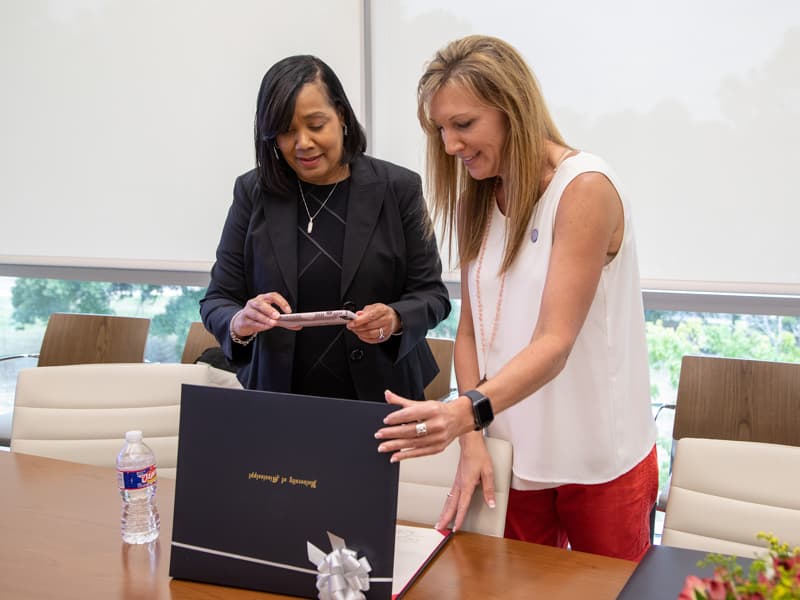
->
xmin=0 ymin=0 xmax=364 ymax=272
xmin=370 ymin=0 xmax=800 ymax=294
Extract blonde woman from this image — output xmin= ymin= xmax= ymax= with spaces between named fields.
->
xmin=375 ymin=35 xmax=657 ymax=561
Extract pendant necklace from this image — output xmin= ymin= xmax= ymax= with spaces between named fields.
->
xmin=298 ymin=180 xmax=338 ymax=234
xmin=474 ymin=202 xmax=506 ymax=385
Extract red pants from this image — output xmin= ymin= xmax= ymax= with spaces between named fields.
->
xmin=504 ymin=445 xmax=658 ymax=562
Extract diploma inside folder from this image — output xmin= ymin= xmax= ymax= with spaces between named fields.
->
xmin=392 ymin=524 xmax=451 ymax=599
xmin=170 ymin=385 xmax=451 ymax=599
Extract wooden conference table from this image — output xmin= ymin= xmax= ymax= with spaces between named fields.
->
xmin=0 ymin=452 xmax=636 ymax=599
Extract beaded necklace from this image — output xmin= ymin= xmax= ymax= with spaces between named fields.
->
xmin=473 ymin=148 xmax=572 ymax=383
xmin=474 ymin=201 xmax=506 ymax=384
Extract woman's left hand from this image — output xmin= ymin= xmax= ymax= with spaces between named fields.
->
xmin=347 ymin=303 xmax=401 ymax=344
xmin=437 ymin=434 xmax=496 ymax=532
xmin=375 ymin=390 xmax=474 ymax=461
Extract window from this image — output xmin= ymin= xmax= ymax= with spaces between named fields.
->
xmin=424 ymin=295 xmax=800 ymax=541
xmin=3 ymin=274 xmax=798 ymax=490
xmin=0 ymin=276 xmax=207 ymax=439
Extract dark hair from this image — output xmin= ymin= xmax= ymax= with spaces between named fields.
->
xmin=254 ymin=55 xmax=367 ymax=194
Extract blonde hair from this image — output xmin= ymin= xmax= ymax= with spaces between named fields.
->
xmin=418 ymin=35 xmax=566 ymax=272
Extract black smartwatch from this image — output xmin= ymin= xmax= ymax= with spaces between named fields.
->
xmin=463 ymin=389 xmax=494 ymax=431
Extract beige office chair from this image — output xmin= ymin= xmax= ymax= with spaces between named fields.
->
xmin=397 ymin=436 xmax=513 ymax=537
xmin=662 ymin=437 xmax=800 ymax=557
xmin=0 ymin=313 xmax=152 ymax=447
xmin=424 ymin=337 xmax=454 ymax=401
xmin=657 ymin=355 xmax=800 ymax=510
xmin=180 ymin=321 xmax=220 ymax=364
xmin=0 ymin=312 xmax=151 ymax=367
xmin=10 ymin=362 xmax=242 ymax=478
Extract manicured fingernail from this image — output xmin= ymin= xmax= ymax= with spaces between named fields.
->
xmin=377 ymin=444 xmax=386 ymax=452
xmin=488 ymin=500 xmax=496 ymax=509
xmin=374 ymin=432 xmax=382 ymax=439
xmin=390 ymin=455 xmax=398 ymax=463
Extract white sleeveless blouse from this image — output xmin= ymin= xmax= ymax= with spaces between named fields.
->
xmin=468 ymin=152 xmax=656 ymax=487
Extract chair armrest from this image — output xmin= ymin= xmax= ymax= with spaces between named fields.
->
xmin=0 ymin=353 xmax=40 ymax=363
xmin=653 ymin=402 xmax=676 ymax=421
xmin=656 ymin=473 xmax=671 ymax=512
xmin=652 ymin=403 xmax=676 ymax=514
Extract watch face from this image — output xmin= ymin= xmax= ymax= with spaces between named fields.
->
xmin=465 ymin=390 xmax=493 ymax=430
xmin=474 ymin=396 xmax=493 ymax=426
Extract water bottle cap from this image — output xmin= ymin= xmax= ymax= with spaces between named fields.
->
xmin=125 ymin=430 xmax=143 ymax=443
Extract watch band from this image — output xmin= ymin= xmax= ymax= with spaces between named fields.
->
xmin=463 ymin=389 xmax=494 ymax=431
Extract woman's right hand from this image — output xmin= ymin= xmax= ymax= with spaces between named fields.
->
xmin=231 ymin=292 xmax=301 ymax=337
xmin=435 ymin=432 xmax=497 ymax=532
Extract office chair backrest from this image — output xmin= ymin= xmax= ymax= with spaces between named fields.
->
xmin=397 ymin=436 xmax=512 ymax=537
xmin=37 ymin=313 xmax=150 ymax=367
xmin=673 ymin=355 xmax=800 ymax=446
xmin=181 ymin=321 xmax=220 ymax=364
xmin=662 ymin=437 xmax=800 ymax=557
xmin=424 ymin=337 xmax=454 ymax=401
xmin=658 ymin=355 xmax=800 ymax=513
xmin=10 ymin=362 xmax=242 ymax=478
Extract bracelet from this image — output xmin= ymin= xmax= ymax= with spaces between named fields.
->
xmin=229 ymin=310 xmax=256 ymax=346
xmin=391 ymin=316 xmax=403 ymax=336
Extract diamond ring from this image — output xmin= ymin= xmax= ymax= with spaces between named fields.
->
xmin=378 ymin=327 xmax=385 ymax=340
xmin=415 ymin=421 xmax=428 ymax=437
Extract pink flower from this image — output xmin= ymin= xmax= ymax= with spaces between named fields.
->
xmin=704 ymin=578 xmax=728 ymax=600
xmin=678 ymin=575 xmax=708 ymax=599
xmin=679 ymin=533 xmax=800 ymax=599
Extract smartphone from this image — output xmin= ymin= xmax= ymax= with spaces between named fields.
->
xmin=275 ymin=309 xmax=356 ymax=328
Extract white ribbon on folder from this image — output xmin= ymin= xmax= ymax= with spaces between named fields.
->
xmin=307 ymin=531 xmax=373 ymax=600
xmin=172 ymin=534 xmax=391 ymax=599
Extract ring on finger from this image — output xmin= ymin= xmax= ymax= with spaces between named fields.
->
xmin=415 ymin=421 xmax=428 ymax=437
xmin=378 ymin=327 xmax=385 ymax=340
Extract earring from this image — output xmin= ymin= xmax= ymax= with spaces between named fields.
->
xmin=273 ymin=144 xmax=280 ymax=160
xmin=343 ymin=124 xmax=348 ymax=136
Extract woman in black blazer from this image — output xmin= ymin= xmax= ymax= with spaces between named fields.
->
xmin=201 ymin=55 xmax=450 ymax=402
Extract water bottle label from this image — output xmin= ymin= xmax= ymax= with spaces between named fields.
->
xmin=118 ymin=464 xmax=157 ymax=490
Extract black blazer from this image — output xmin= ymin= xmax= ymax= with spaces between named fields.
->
xmin=200 ymin=154 xmax=451 ymax=401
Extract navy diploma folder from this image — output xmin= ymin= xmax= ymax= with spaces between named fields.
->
xmin=169 ymin=385 xmax=400 ymax=599
xmin=616 ymin=545 xmax=753 ymax=599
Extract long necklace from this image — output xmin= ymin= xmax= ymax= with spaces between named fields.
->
xmin=554 ymin=147 xmax=571 ymax=172
xmin=473 ymin=153 xmax=567 ymax=383
xmin=474 ymin=203 xmax=506 ymax=384
xmin=298 ymin=181 xmax=338 ymax=234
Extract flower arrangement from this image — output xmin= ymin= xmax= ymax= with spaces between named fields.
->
xmin=679 ymin=533 xmax=800 ymax=599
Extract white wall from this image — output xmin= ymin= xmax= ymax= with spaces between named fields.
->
xmin=0 ymin=0 xmax=364 ymax=272
xmin=2 ymin=0 xmax=799 ymax=298
xmin=370 ymin=1 xmax=800 ymax=295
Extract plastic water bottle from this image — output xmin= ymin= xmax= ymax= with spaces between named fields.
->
xmin=117 ymin=430 xmax=160 ymax=544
